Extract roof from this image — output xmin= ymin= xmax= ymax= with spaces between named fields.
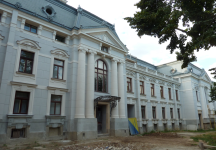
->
xmin=2 ymin=0 xmax=119 ymax=38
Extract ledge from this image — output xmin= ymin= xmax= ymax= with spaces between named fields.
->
xmin=152 ymin=119 xmax=159 ymax=121
xmin=47 ymin=86 xmax=69 ymax=92
xmin=142 ymin=119 xmax=149 ymax=121
xmin=169 ymin=99 xmax=173 ymax=101
xmin=16 ymin=71 xmax=35 ymax=77
xmin=127 ymin=91 xmax=134 ymax=94
xmin=161 ymin=97 xmax=166 ymax=99
xmin=7 ymin=115 xmax=33 ymax=118
xmin=10 ymin=81 xmax=37 ymax=88
xmin=51 ymin=78 xmax=66 ymax=82
xmin=45 ymin=115 xmax=66 ymax=119
xmin=140 ymin=94 xmax=146 ymax=96
xmin=151 ymin=95 xmax=157 ymax=98
xmin=161 ymin=119 xmax=168 ymax=121
xmin=170 ymin=119 xmax=176 ymax=121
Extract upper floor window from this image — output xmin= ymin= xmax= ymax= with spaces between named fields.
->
xmin=168 ymin=88 xmax=172 ymax=99
xmin=176 ymin=90 xmax=179 ymax=100
xmin=50 ymin=95 xmax=62 ymax=115
xmin=152 ymin=106 xmax=156 ymax=119
xmin=24 ymin=23 xmax=37 ymax=34
xmin=140 ymin=81 xmax=144 ymax=94
xmin=101 ymin=46 xmax=108 ymax=53
xmin=13 ymin=91 xmax=30 ymax=114
xmin=53 ymin=59 xmax=64 ymax=80
xmin=18 ymin=50 xmax=34 ymax=74
xmin=196 ymin=91 xmax=199 ymax=101
xmin=162 ymin=107 xmax=165 ymax=119
xmin=151 ymin=84 xmax=155 ymax=96
xmin=95 ymin=60 xmax=107 ymax=93
xmin=141 ymin=106 xmax=146 ymax=119
xmin=170 ymin=108 xmax=173 ymax=119
xmin=160 ymin=86 xmax=164 ymax=98
xmin=55 ymin=35 xmax=65 ymax=43
xmin=127 ymin=77 xmax=132 ymax=92
xmin=177 ymin=108 xmax=180 ymax=119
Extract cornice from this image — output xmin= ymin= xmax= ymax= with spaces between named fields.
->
xmin=10 ymin=81 xmax=37 ymax=88
xmin=47 ymin=86 xmax=68 ymax=92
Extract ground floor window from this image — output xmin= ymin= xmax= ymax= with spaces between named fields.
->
xmin=11 ymin=129 xmax=25 ymax=138
xmin=13 ymin=91 xmax=30 ymax=114
xmin=50 ymin=95 xmax=62 ymax=115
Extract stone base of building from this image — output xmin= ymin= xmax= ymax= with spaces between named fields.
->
xmin=110 ymin=118 xmax=129 ymax=136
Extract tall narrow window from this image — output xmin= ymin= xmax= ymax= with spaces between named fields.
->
xmin=177 ymin=108 xmax=180 ymax=119
xmin=168 ymin=88 xmax=172 ymax=99
xmin=13 ymin=91 xmax=30 ymax=114
xmin=170 ymin=108 xmax=173 ymax=119
xmin=55 ymin=35 xmax=65 ymax=43
xmin=160 ymin=86 xmax=164 ymax=98
xmin=127 ymin=77 xmax=132 ymax=92
xmin=140 ymin=81 xmax=144 ymax=94
xmin=162 ymin=107 xmax=165 ymax=119
xmin=18 ymin=50 xmax=34 ymax=74
xmin=196 ymin=91 xmax=199 ymax=101
xmin=101 ymin=46 xmax=108 ymax=53
xmin=151 ymin=84 xmax=155 ymax=96
xmin=95 ymin=60 xmax=107 ymax=92
xmin=141 ymin=106 xmax=146 ymax=119
xmin=53 ymin=59 xmax=64 ymax=80
xmin=24 ymin=23 xmax=37 ymax=34
xmin=176 ymin=90 xmax=179 ymax=100
xmin=50 ymin=95 xmax=62 ymax=115
xmin=152 ymin=106 xmax=156 ymax=119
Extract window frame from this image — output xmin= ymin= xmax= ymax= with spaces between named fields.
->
xmin=50 ymin=95 xmax=62 ymax=115
xmin=170 ymin=108 xmax=173 ymax=119
xmin=160 ymin=86 xmax=164 ymax=98
xmin=13 ymin=91 xmax=30 ymax=114
xmin=24 ymin=23 xmax=37 ymax=34
xmin=127 ymin=77 xmax=132 ymax=92
xmin=176 ymin=90 xmax=179 ymax=100
xmin=151 ymin=84 xmax=155 ymax=96
xmin=53 ymin=58 xmax=64 ymax=80
xmin=140 ymin=81 xmax=144 ymax=94
xmin=168 ymin=88 xmax=172 ymax=100
xmin=95 ymin=59 xmax=108 ymax=93
xmin=152 ymin=106 xmax=156 ymax=119
xmin=18 ymin=50 xmax=35 ymax=74
xmin=177 ymin=108 xmax=180 ymax=119
xmin=196 ymin=91 xmax=199 ymax=101
xmin=141 ymin=106 xmax=146 ymax=119
xmin=162 ymin=107 xmax=166 ymax=119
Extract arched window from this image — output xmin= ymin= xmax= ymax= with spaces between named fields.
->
xmin=95 ymin=60 xmax=107 ymax=92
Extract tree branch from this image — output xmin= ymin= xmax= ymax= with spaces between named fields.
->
xmin=176 ymin=28 xmax=188 ymax=33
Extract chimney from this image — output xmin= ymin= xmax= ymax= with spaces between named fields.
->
xmin=59 ymin=0 xmax=68 ymax=4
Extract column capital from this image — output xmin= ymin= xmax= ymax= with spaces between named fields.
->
xmin=118 ymin=60 xmax=125 ymax=64
xmin=88 ymin=50 xmax=97 ymax=54
xmin=78 ymin=47 xmax=88 ymax=53
xmin=112 ymin=58 xmax=118 ymax=62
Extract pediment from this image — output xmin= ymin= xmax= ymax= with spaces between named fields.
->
xmin=50 ymin=49 xmax=69 ymax=58
xmin=200 ymin=71 xmax=212 ymax=83
xmin=83 ymin=28 xmax=128 ymax=52
xmin=17 ymin=39 xmax=41 ymax=50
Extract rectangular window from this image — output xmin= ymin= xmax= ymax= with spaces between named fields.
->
xmin=196 ymin=91 xmax=199 ymax=101
xmin=50 ymin=95 xmax=62 ymax=115
xmin=101 ymin=46 xmax=108 ymax=53
xmin=176 ymin=90 xmax=179 ymax=100
xmin=160 ymin=86 xmax=164 ymax=98
xmin=24 ymin=23 xmax=37 ymax=34
xmin=168 ymin=88 xmax=172 ymax=99
xmin=11 ymin=129 xmax=25 ymax=138
xmin=170 ymin=108 xmax=173 ymax=119
xmin=151 ymin=84 xmax=154 ymax=96
xmin=18 ymin=50 xmax=34 ymax=74
xmin=55 ymin=35 xmax=65 ymax=43
xmin=152 ymin=106 xmax=156 ymax=119
xmin=178 ymin=108 xmax=180 ymax=119
xmin=127 ymin=77 xmax=132 ymax=92
xmin=13 ymin=91 xmax=30 ymax=114
xmin=141 ymin=106 xmax=146 ymax=119
xmin=162 ymin=107 xmax=165 ymax=119
xmin=53 ymin=59 xmax=64 ymax=80
xmin=140 ymin=81 xmax=144 ymax=94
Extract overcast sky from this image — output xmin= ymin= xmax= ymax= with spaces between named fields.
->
xmin=68 ymin=0 xmax=216 ymax=81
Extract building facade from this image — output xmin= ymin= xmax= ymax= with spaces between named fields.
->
xmin=0 ymin=0 xmax=215 ymax=143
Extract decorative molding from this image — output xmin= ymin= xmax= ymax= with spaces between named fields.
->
xmin=126 ymin=70 xmax=136 ymax=77
xmin=158 ymin=80 xmax=165 ymax=85
xmin=50 ymin=49 xmax=69 ymax=58
xmin=10 ymin=81 xmax=37 ymax=88
xmin=194 ymin=85 xmax=199 ymax=91
xmin=139 ymin=74 xmax=146 ymax=80
xmin=15 ymin=2 xmax=22 ymax=10
xmin=175 ymin=84 xmax=180 ymax=89
xmin=47 ymin=86 xmax=69 ymax=92
xmin=17 ymin=39 xmax=41 ymax=50
xmin=0 ymin=34 xmax=4 ymax=40
xmin=170 ymin=68 xmax=177 ymax=74
xmin=42 ymin=4 xmax=57 ymax=22
xmin=167 ymin=82 xmax=173 ymax=87
xmin=16 ymin=71 xmax=35 ymax=77
xmin=149 ymin=77 xmax=156 ymax=83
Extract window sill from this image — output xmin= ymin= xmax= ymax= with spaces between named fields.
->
xmin=51 ymin=78 xmax=66 ymax=82
xmin=151 ymin=95 xmax=157 ymax=98
xmin=169 ymin=99 xmax=173 ymax=101
xmin=24 ymin=29 xmax=37 ymax=34
xmin=16 ymin=71 xmax=35 ymax=77
xmin=140 ymin=94 xmax=146 ymax=96
xmin=142 ymin=119 xmax=148 ymax=121
xmin=161 ymin=97 xmax=166 ymax=99
xmin=127 ymin=91 xmax=134 ymax=94
xmin=45 ymin=115 xmax=66 ymax=119
xmin=161 ymin=119 xmax=168 ymax=121
xmin=170 ymin=118 xmax=176 ymax=121
xmin=152 ymin=119 xmax=159 ymax=121
xmin=7 ymin=115 xmax=33 ymax=118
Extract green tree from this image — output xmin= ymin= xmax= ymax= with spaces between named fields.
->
xmin=209 ymin=82 xmax=216 ymax=103
xmin=124 ymin=0 xmax=216 ymax=69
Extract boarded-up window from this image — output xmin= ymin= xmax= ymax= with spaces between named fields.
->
xmin=11 ymin=129 xmax=25 ymax=138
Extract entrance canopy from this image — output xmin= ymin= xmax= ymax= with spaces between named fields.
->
xmin=94 ymin=96 xmax=121 ymax=116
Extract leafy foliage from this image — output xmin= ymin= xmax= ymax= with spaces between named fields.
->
xmin=209 ymin=67 xmax=216 ymax=79
xmin=125 ymin=0 xmax=216 ymax=68
xmin=209 ymin=82 xmax=216 ymax=102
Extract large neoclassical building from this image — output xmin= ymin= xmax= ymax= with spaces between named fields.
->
xmin=0 ymin=0 xmax=215 ymax=143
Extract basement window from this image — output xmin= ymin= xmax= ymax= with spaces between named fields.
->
xmin=55 ymin=35 xmax=65 ymax=43
xmin=11 ymin=129 xmax=25 ymax=138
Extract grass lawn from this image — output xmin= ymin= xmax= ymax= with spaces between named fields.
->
xmin=191 ymin=132 xmax=216 ymax=147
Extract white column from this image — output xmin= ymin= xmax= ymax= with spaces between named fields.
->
xmin=86 ymin=50 xmax=96 ymax=118
xmin=199 ymin=86 xmax=209 ymax=118
xmin=118 ymin=62 xmax=126 ymax=118
xmin=111 ymin=58 xmax=119 ymax=118
xmin=75 ymin=48 xmax=87 ymax=118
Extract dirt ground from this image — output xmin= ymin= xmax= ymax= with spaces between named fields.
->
xmin=0 ymin=132 xmax=208 ymax=150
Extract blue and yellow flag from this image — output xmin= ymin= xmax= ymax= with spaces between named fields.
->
xmin=128 ymin=118 xmax=139 ymax=135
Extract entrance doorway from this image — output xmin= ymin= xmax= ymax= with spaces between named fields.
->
xmin=127 ymin=104 xmax=135 ymax=118
xmin=96 ymin=104 xmax=110 ymax=134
